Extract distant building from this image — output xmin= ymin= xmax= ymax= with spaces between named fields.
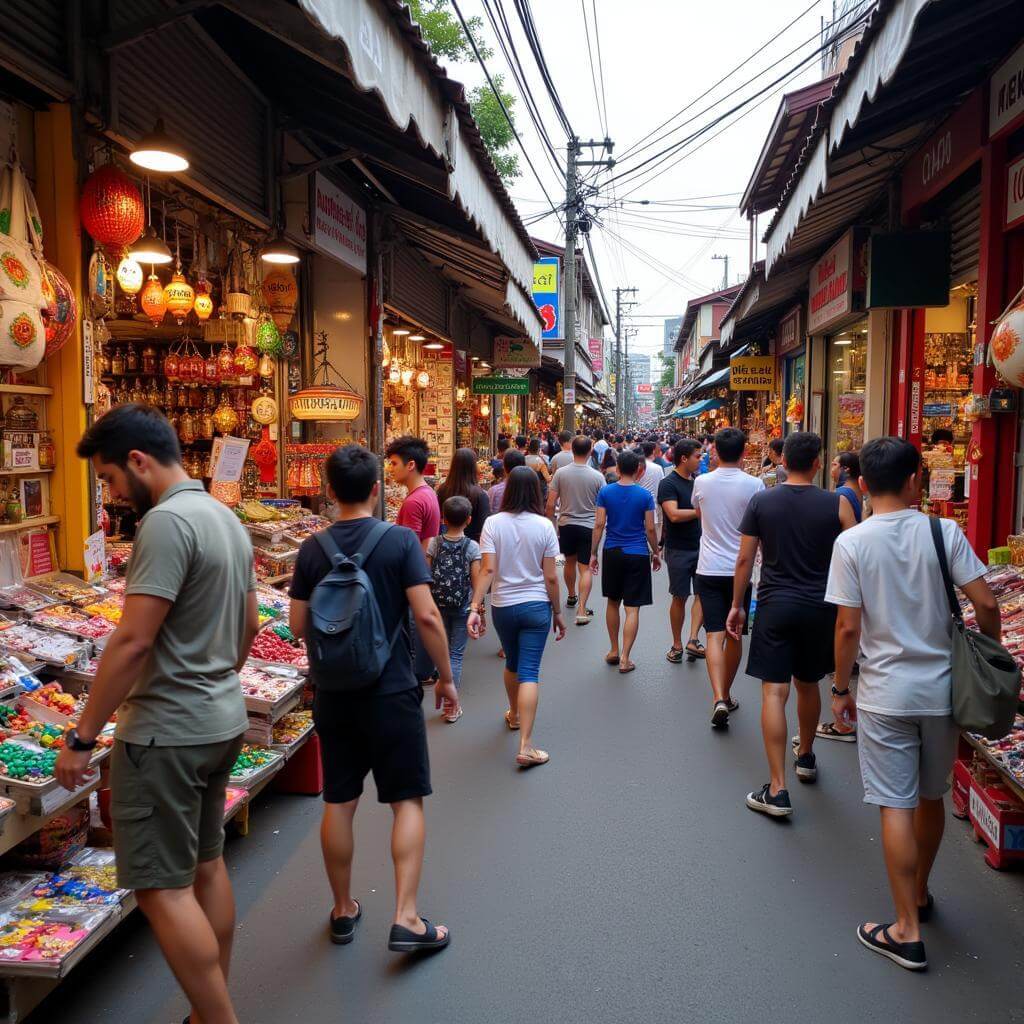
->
xmin=663 ymin=316 xmax=683 ymax=359
xmin=628 ymin=352 xmax=651 ymax=387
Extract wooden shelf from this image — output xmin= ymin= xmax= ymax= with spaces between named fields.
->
xmin=0 ymin=384 xmax=52 ymax=397
xmin=0 ymin=515 xmax=58 ymax=534
xmin=0 ymin=468 xmax=53 ymax=476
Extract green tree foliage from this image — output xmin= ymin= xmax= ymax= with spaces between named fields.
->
xmin=656 ymin=355 xmax=675 ymax=410
xmin=407 ymin=0 xmax=521 ymax=183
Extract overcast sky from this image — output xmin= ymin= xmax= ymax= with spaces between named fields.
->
xmin=454 ymin=0 xmax=842 ymax=378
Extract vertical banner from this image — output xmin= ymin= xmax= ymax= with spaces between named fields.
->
xmin=588 ymin=337 xmax=604 ymax=372
xmin=532 ymin=257 xmax=561 ymax=340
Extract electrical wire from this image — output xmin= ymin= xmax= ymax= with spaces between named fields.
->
xmin=580 ymin=0 xmax=607 ymax=138
xmin=590 ymin=0 xmax=610 ymax=139
xmin=511 ymin=0 xmax=575 ymax=139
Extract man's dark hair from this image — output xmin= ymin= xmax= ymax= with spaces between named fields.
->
xmin=782 ymin=431 xmax=822 ymax=473
xmin=325 ymin=444 xmax=380 ymax=503
xmin=385 ymin=435 xmax=429 ymax=473
xmin=502 ymin=465 xmax=544 ymax=515
xmin=642 ymin=441 xmax=656 ymax=458
xmin=76 ymin=403 xmax=181 ymax=467
xmin=593 ymin=428 xmax=604 ymax=441
xmin=625 ymin=432 xmax=635 ymax=443
xmin=930 ymin=428 xmax=954 ymax=444
xmin=860 ymin=437 xmax=921 ymax=496
xmin=571 ymin=435 xmax=593 ymax=457
xmin=514 ymin=435 xmax=527 ymax=450
xmin=614 ymin=434 xmax=624 ymax=445
xmin=836 ymin=450 xmax=861 ymax=485
xmin=617 ymin=449 xmax=641 ymax=476
xmin=558 ymin=430 xmax=572 ymax=445
xmin=769 ymin=438 xmax=785 ymax=456
xmin=672 ymin=439 xmax=701 ymax=464
xmin=713 ymin=427 xmax=746 ymax=463
xmin=442 ymin=495 xmax=472 ymax=528
xmin=503 ymin=449 xmax=526 ymax=473
xmin=527 ymin=437 xmax=541 ymax=454
xmin=496 ymin=437 xmax=511 ymax=454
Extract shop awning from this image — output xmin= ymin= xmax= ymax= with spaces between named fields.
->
xmin=674 ymin=398 xmax=726 ymax=418
xmin=719 ymin=258 xmax=814 ymax=347
xmin=701 ymin=366 xmax=731 ymax=388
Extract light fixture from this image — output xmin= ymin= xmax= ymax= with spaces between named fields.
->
xmin=423 ymin=340 xmax=445 ymax=351
xmin=471 ymin=355 xmax=480 ymax=362
xmin=409 ymin=334 xmax=426 ymax=341
xmin=130 ymin=118 xmax=189 ymax=173
xmin=479 ymin=361 xmax=491 ymax=369
xmin=834 ymin=338 xmax=852 ymax=346
xmin=392 ymin=328 xmax=411 ymax=336
xmin=401 ymin=368 xmax=415 ymax=386
xmin=260 ymin=230 xmax=301 ymax=265
xmin=129 ymin=224 xmax=172 ymax=264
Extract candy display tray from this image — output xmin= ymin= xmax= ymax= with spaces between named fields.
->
xmin=0 ymin=738 xmax=108 ymax=805
xmin=0 ymin=904 xmax=125 ymax=978
xmin=241 ymin=675 xmax=305 ymax=718
xmin=229 ymin=750 xmax=284 ymax=790
xmin=30 ymin=574 xmax=110 ymax=608
xmin=270 ymin=719 xmax=314 ymax=756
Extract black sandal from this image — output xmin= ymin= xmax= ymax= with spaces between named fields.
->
xmin=856 ymin=923 xmax=927 ymax=971
xmin=666 ymin=646 xmax=684 ymax=664
xmin=685 ymin=641 xmax=706 ymax=662
xmin=388 ymin=918 xmax=450 ymax=953
xmin=329 ymin=898 xmax=362 ymax=945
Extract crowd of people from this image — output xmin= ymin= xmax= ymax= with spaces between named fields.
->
xmin=49 ymin=403 xmax=1004 ymax=1022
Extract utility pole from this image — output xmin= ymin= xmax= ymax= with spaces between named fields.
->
xmin=563 ymin=137 xmax=614 ymax=433
xmin=712 ymin=253 xmax=730 ymax=290
xmin=614 ymin=285 xmax=637 ymax=430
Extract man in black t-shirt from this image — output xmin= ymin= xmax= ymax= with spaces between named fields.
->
xmin=725 ymin=432 xmax=856 ymax=818
xmin=289 ymin=444 xmax=455 ymax=954
xmin=658 ymin=439 xmax=705 ymax=664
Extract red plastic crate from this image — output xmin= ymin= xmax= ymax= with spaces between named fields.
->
xmin=968 ymin=777 xmax=1024 ymax=870
xmin=952 ymin=758 xmax=971 ymax=819
xmin=272 ymin=732 xmax=323 ymax=795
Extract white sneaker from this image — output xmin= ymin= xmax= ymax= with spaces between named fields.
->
xmin=575 ymin=608 xmax=594 ymax=626
xmin=442 ymin=701 xmax=463 ymax=724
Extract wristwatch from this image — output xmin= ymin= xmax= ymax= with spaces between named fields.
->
xmin=831 ymin=685 xmax=851 ymax=697
xmin=65 ymin=728 xmax=97 ymax=752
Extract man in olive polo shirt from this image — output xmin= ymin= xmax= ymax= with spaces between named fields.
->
xmin=56 ymin=404 xmax=259 ymax=1024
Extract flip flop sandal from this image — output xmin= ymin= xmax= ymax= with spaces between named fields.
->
xmin=504 ymin=710 xmax=520 ymax=731
xmin=566 ymin=595 xmax=579 ymax=607
xmin=685 ymin=642 xmax=706 ymax=662
xmin=817 ymin=721 xmax=857 ymax=742
xmin=516 ymin=749 xmax=550 ymax=767
xmin=619 ymin=661 xmax=636 ymax=674
xmin=388 ymin=918 xmax=450 ymax=953
xmin=666 ymin=646 xmax=684 ymax=664
xmin=856 ymin=923 xmax=927 ymax=971
xmin=604 ymin=654 xmax=621 ymax=665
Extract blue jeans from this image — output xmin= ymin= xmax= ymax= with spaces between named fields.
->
xmin=410 ymin=608 xmax=469 ymax=688
xmin=491 ymin=601 xmax=552 ymax=684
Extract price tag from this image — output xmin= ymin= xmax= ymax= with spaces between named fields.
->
xmin=211 ymin=437 xmax=250 ymax=483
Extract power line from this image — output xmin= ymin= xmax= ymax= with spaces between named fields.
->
xmin=510 ymin=0 xmax=575 ymax=138
xmin=590 ymin=0 xmax=610 ymax=139
xmin=579 ymin=0 xmax=606 ymax=137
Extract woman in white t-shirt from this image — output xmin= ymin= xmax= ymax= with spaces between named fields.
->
xmin=468 ymin=466 xmax=567 ymax=767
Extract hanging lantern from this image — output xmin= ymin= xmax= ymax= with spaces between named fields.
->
xmin=80 ymin=164 xmax=146 ymax=250
xmin=41 ymin=262 xmax=77 ymax=358
xmin=193 ymin=281 xmax=214 ymax=321
xmin=258 ymin=352 xmax=275 ymax=379
xmin=212 ymin=398 xmax=239 ymax=435
xmin=88 ymin=250 xmax=114 ymax=319
xmin=261 ymin=268 xmax=298 ymax=330
xmin=255 ymin=313 xmax=283 ymax=355
xmin=141 ymin=272 xmax=167 ymax=326
xmin=289 ymin=386 xmax=363 ymax=421
xmin=203 ymin=351 xmax=220 ymax=385
xmin=163 ymin=270 xmax=194 ymax=325
xmin=233 ymin=343 xmax=258 ymax=378
xmin=251 ymin=392 xmax=278 ymax=425
xmin=416 ymin=369 xmax=430 ymax=389
xmin=479 ymin=399 xmax=490 ymax=417
xmin=401 ymin=368 xmax=414 ymax=387
xmin=992 ymin=297 xmax=1024 ymax=387
xmin=187 ymin=348 xmax=206 ymax=382
xmin=216 ymin=343 xmax=235 ymax=381
xmin=164 ymin=346 xmax=181 ymax=381
xmin=251 ymin=427 xmax=279 ymax=483
xmin=389 ymin=363 xmax=401 ymax=384
xmin=116 ymin=256 xmax=144 ymax=296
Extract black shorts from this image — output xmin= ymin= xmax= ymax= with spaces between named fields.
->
xmin=313 ymin=687 xmax=431 ymax=804
xmin=601 ymin=546 xmax=653 ymax=606
xmin=559 ymin=524 xmax=594 ymax=563
xmin=695 ymin=574 xmax=751 ymax=634
xmin=665 ymin=547 xmax=699 ymax=598
xmin=746 ymin=600 xmax=837 ymax=683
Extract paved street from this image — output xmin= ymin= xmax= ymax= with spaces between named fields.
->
xmin=35 ymin=573 xmax=1024 ymax=1024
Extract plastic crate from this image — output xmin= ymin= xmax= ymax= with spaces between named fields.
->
xmin=968 ymin=777 xmax=1024 ymax=870
xmin=952 ymin=757 xmax=972 ymax=819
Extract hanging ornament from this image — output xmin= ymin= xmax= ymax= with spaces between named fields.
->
xmin=251 ymin=426 xmax=278 ymax=483
xmin=204 ymin=350 xmax=220 ymax=385
xmin=41 ymin=262 xmax=77 ymax=358
xmin=141 ymin=272 xmax=167 ymax=326
xmin=193 ymin=280 xmax=214 ymax=321
xmin=389 ymin=363 xmax=401 ymax=384
xmin=991 ymin=295 xmax=1024 ymax=387
xmin=216 ymin=343 xmax=236 ymax=381
xmin=281 ymin=330 xmax=299 ymax=359
xmin=261 ymin=268 xmax=298 ymax=330
xmin=258 ymin=352 xmax=275 ymax=379
xmin=251 ymin=392 xmax=278 ymax=425
xmin=164 ymin=345 xmax=181 ymax=382
xmin=225 ymin=246 xmax=250 ymax=319
xmin=187 ymin=345 xmax=205 ymax=383
xmin=116 ymin=255 xmax=144 ymax=296
xmin=88 ymin=250 xmax=114 ymax=319
xmin=254 ymin=310 xmax=283 ymax=356
xmin=381 ymin=338 xmax=391 ymax=368
xmin=212 ymin=397 xmax=239 ymax=435
xmin=233 ymin=343 xmax=258 ymax=378
xmin=164 ymin=270 xmax=195 ymax=324
xmin=80 ymin=164 xmax=145 ymax=250
xmin=416 ymin=369 xmax=430 ymax=389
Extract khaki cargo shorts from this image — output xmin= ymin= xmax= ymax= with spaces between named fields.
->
xmin=110 ymin=735 xmax=244 ymax=890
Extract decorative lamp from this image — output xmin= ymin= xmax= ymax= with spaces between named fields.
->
xmin=41 ymin=262 xmax=77 ymax=358
xmin=116 ymin=256 xmax=144 ymax=296
xmin=212 ymin=398 xmax=239 ymax=435
xmin=479 ymin=399 xmax=490 ymax=417
xmin=255 ymin=313 xmax=283 ymax=356
xmin=261 ymin=269 xmax=298 ymax=329
xmin=416 ymin=370 xmax=430 ymax=389
xmin=163 ymin=270 xmax=195 ymax=324
xmin=992 ymin=297 xmax=1024 ymax=387
xmin=141 ymin=272 xmax=167 ymax=326
xmin=381 ymin=338 xmax=391 ymax=368
xmin=288 ymin=329 xmax=364 ymax=422
xmin=129 ymin=119 xmax=189 ymax=173
xmin=260 ymin=231 xmax=300 ymax=265
xmin=164 ymin=347 xmax=181 ymax=381
xmin=251 ymin=392 xmax=278 ymax=425
xmin=216 ymin=343 xmax=235 ymax=381
xmin=258 ymin=352 xmax=275 ymax=379
xmin=233 ymin=343 xmax=259 ymax=378
xmin=80 ymin=164 xmax=146 ymax=249
xmin=128 ymin=225 xmax=172 ymax=265
xmin=389 ymin=364 xmax=401 ymax=384
xmin=401 ymin=368 xmax=414 ymax=387
xmin=193 ymin=281 xmax=214 ymax=321
xmin=187 ymin=348 xmax=206 ymax=382
xmin=251 ymin=427 xmax=279 ymax=482
xmin=204 ymin=352 xmax=220 ymax=385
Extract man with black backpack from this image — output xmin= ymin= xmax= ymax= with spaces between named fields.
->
xmin=289 ymin=444 xmax=456 ymax=954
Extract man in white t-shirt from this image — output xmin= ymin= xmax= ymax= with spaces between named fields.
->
xmin=691 ymin=427 xmax=764 ymax=728
xmin=826 ymin=437 xmax=999 ymax=973
xmin=635 ymin=449 xmax=664 ymax=529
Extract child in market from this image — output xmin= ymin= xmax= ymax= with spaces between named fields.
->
xmin=425 ymin=496 xmax=481 ymax=723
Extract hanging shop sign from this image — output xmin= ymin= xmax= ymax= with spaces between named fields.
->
xmin=289 ymin=386 xmax=363 ymax=421
xmin=777 ymin=305 xmax=803 ymax=356
xmin=636 ymin=383 xmax=653 ymax=394
xmin=493 ymin=336 xmax=541 ymax=368
xmin=588 ymin=337 xmax=604 ymax=373
xmin=902 ymin=89 xmax=984 ymax=211
xmin=729 ymin=355 xmax=776 ymax=391
xmin=807 ymin=228 xmax=866 ymax=334
xmin=312 ymin=173 xmax=367 ymax=273
xmin=990 ymin=39 xmax=1024 ymax=140
xmin=533 ymin=257 xmax=561 ymax=340
xmin=636 ymin=404 xmax=653 ymax=416
xmin=1006 ymin=153 xmax=1024 ymax=230
xmin=472 ymin=375 xmax=531 ymax=395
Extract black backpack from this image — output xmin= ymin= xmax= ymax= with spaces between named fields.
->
xmin=308 ymin=522 xmax=401 ymax=692
xmin=430 ymin=536 xmax=471 ymax=610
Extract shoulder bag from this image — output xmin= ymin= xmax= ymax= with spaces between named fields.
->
xmin=929 ymin=517 xmax=1020 ymax=739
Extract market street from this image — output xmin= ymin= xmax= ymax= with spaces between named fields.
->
xmin=33 ymin=573 xmax=1024 ymax=1024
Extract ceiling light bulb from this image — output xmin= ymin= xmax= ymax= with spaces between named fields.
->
xmin=129 ymin=118 xmax=189 ymax=173
xmin=129 ymin=225 xmax=173 ymax=265
xmin=424 ymin=341 xmax=445 ymax=350
xmin=408 ymin=334 xmax=426 ymax=341
xmin=392 ymin=328 xmax=411 ymax=336
xmin=260 ymin=231 xmax=301 ymax=264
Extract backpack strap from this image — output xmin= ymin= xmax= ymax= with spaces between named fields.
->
xmin=314 ymin=520 xmax=394 ymax=569
xmin=928 ymin=516 xmax=963 ymax=623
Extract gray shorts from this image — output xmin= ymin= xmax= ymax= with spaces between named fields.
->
xmin=857 ymin=710 xmax=959 ymax=809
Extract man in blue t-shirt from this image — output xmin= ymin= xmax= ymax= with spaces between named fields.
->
xmin=590 ymin=449 xmax=661 ymax=673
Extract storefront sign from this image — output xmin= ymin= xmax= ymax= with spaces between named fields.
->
xmin=729 ymin=356 xmax=776 ymax=391
xmin=903 ymin=89 xmax=984 ymax=210
xmin=929 ymin=468 xmax=956 ymax=502
xmin=21 ymin=530 xmax=54 ymax=578
xmin=588 ymin=337 xmax=604 ymax=372
xmin=82 ymin=319 xmax=95 ymax=405
xmin=990 ymin=40 xmax=1024 ymax=140
xmin=777 ymin=305 xmax=803 ymax=357
xmin=493 ymin=336 xmax=540 ymax=368
xmin=532 ymin=257 xmax=561 ymax=340
xmin=807 ymin=231 xmax=862 ymax=333
xmin=471 ymin=375 xmax=530 ymax=395
xmin=312 ymin=173 xmax=367 ymax=273
xmin=1007 ymin=153 xmax=1024 ymax=230
xmin=564 ymin=387 xmax=576 ymax=406
xmin=211 ymin=437 xmax=251 ymax=483
xmin=636 ymin=383 xmax=653 ymax=394
xmin=636 ymin=405 xmax=653 ymax=416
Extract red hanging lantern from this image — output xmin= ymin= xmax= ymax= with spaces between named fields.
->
xmin=41 ymin=262 xmax=78 ymax=358
xmin=251 ymin=427 xmax=278 ymax=483
xmin=203 ymin=351 xmax=220 ymax=385
xmin=164 ymin=347 xmax=181 ymax=382
xmin=216 ymin=343 xmax=235 ymax=382
xmin=233 ymin=344 xmax=258 ymax=378
xmin=80 ymin=165 xmax=145 ymax=250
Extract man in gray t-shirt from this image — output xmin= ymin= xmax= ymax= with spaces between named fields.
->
xmin=549 ymin=430 xmax=575 ymax=473
xmin=56 ymin=404 xmax=259 ymax=1024
xmin=546 ymin=436 xmax=605 ymax=624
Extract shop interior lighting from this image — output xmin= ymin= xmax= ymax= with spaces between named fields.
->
xmin=129 ymin=177 xmax=173 ymax=264
xmin=423 ymin=340 xmax=445 ymax=350
xmin=479 ymin=361 xmax=491 ymax=369
xmin=129 ymin=118 xmax=189 ymax=173
xmin=409 ymin=334 xmax=426 ymax=341
xmin=392 ymin=328 xmax=411 ymax=336
xmin=260 ymin=230 xmax=301 ymax=265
